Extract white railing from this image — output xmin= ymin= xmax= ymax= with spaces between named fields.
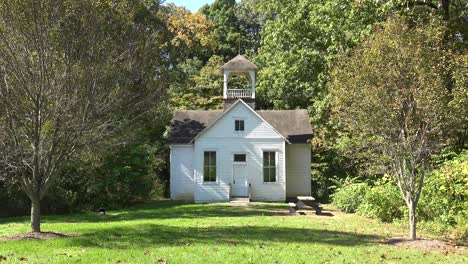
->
xmin=227 ymin=89 xmax=252 ymax=98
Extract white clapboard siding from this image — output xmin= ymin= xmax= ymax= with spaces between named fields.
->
xmin=194 ymin=184 xmax=230 ymax=203
xmin=286 ymin=144 xmax=311 ymax=197
xmin=193 ymin=102 xmax=287 ymax=202
xmin=170 ymin=145 xmax=195 ymax=200
xmin=201 ymin=102 xmax=283 ymax=140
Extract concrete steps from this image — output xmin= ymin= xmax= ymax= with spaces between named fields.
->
xmin=230 ymin=197 xmax=250 ymax=204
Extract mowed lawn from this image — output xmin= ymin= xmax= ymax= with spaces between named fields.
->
xmin=0 ymin=201 xmax=466 ymax=263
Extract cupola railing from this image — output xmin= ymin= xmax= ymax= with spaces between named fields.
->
xmin=226 ymin=89 xmax=252 ymax=98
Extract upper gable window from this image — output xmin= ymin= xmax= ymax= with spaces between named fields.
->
xmin=234 ymin=119 xmax=244 ymax=132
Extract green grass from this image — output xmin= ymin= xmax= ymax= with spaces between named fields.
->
xmin=0 ymin=201 xmax=466 ymax=263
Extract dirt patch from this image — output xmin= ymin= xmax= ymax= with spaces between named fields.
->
xmin=0 ymin=231 xmax=79 ymax=241
xmin=384 ymin=237 xmax=466 ymax=252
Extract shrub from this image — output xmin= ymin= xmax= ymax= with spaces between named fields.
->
xmin=357 ymin=179 xmax=405 ymax=222
xmin=0 ymin=143 xmax=169 ymax=216
xmin=417 ymin=150 xmax=467 ymax=240
xmin=332 ymin=182 xmax=369 ymax=213
xmin=418 ymin=151 xmax=467 ymax=224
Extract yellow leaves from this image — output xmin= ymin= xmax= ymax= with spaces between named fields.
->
xmin=165 ymin=7 xmax=217 ymax=49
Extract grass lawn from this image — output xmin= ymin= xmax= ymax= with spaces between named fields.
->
xmin=0 ymin=201 xmax=466 ymax=263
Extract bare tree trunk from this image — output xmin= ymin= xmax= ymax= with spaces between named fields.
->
xmin=409 ymin=201 xmax=416 ymax=240
xmin=31 ymin=198 xmax=41 ymax=233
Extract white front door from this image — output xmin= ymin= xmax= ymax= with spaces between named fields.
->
xmin=232 ymin=164 xmax=248 ymax=197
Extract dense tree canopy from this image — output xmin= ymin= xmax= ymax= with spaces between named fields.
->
xmin=256 ymin=0 xmax=383 ymax=110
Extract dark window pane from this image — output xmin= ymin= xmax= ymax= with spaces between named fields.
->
xmin=204 ymin=166 xmax=210 ymax=181
xmin=204 ymin=152 xmax=210 ymax=166
xmin=270 ymin=168 xmax=276 ymax=182
xmin=269 ymin=152 xmax=276 ymax=167
xmin=263 ymin=151 xmax=276 ymax=182
xmin=211 ymin=152 xmax=216 ymax=164
xmin=212 ymin=166 xmax=216 ymax=180
xmin=235 ymin=120 xmax=244 ymax=131
xmin=203 ymin=151 xmax=216 ymax=182
xmin=234 ymin=154 xmax=246 ymax=162
xmin=263 ymin=168 xmax=269 ymax=182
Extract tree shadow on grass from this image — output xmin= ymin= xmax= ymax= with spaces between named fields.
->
xmin=65 ymin=223 xmax=382 ymax=249
xmin=0 ymin=201 xmax=288 ymax=225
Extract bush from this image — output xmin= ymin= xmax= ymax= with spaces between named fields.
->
xmin=417 ymin=150 xmax=468 ymax=240
xmin=0 ymin=143 xmax=169 ymax=217
xmin=331 ymin=150 xmax=466 ymax=241
xmin=332 ymin=182 xmax=369 ymax=213
xmin=357 ymin=179 xmax=405 ymax=222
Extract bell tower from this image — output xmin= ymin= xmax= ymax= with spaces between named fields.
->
xmin=221 ymin=55 xmax=257 ymax=110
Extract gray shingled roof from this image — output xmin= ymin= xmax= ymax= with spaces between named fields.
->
xmin=167 ymin=109 xmax=313 ymax=144
xmin=221 ymin=54 xmax=258 ymax=70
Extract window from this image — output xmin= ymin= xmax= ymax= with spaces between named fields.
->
xmin=233 ymin=154 xmax=246 ymax=162
xmin=235 ymin=119 xmax=244 ymax=131
xmin=263 ymin=151 xmax=276 ymax=182
xmin=203 ymin=151 xmax=217 ymax=182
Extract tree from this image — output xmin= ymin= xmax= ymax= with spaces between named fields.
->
xmin=328 ymin=16 xmax=466 ymax=239
xmin=235 ymin=0 xmax=268 ymax=54
xmin=0 ymin=0 xmax=167 ymax=232
xmin=256 ymin=0 xmax=383 ymax=111
xmin=169 ymin=55 xmax=225 ymax=110
xmin=200 ymin=0 xmax=241 ymax=58
xmin=161 ymin=4 xmax=218 ymax=62
xmin=379 ymin=0 xmax=465 ymax=21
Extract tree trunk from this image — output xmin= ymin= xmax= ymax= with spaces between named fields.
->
xmin=31 ymin=198 xmax=41 ymax=233
xmin=409 ymin=202 xmax=416 ymax=240
xmin=439 ymin=0 xmax=450 ymax=20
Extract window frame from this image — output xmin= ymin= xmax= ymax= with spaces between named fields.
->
xmin=234 ymin=119 xmax=245 ymax=132
xmin=203 ymin=151 xmax=217 ymax=183
xmin=263 ymin=150 xmax=278 ymax=183
xmin=233 ymin=153 xmax=247 ymax=163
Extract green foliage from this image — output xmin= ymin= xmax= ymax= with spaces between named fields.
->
xmin=358 ymin=180 xmax=405 ymax=222
xmin=0 ymin=0 xmax=172 ymax=218
xmin=169 ymin=55 xmax=224 ymax=110
xmin=310 ymin=149 xmax=354 ymax=202
xmin=418 ymin=151 xmax=467 ymax=238
xmin=332 ymin=181 xmax=369 ymax=213
xmin=200 ymin=0 xmax=241 ymax=57
xmin=235 ymin=0 xmax=267 ymax=54
xmin=333 ymin=180 xmax=405 ymax=222
xmin=329 ymin=16 xmax=458 ymax=176
xmin=334 ymin=151 xmax=467 ymax=239
xmin=256 ymin=0 xmax=382 ymax=110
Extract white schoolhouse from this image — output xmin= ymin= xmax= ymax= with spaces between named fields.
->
xmin=168 ymin=55 xmax=313 ymax=203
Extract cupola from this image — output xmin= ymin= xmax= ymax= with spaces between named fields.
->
xmin=221 ymin=55 xmax=257 ymax=110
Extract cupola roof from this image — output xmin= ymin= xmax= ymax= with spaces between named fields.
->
xmin=221 ymin=54 xmax=257 ymax=70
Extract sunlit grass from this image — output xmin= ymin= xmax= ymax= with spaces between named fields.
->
xmin=0 ymin=201 xmax=466 ymax=263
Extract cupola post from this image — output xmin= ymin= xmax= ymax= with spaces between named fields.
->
xmin=220 ymin=55 xmax=257 ymax=110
